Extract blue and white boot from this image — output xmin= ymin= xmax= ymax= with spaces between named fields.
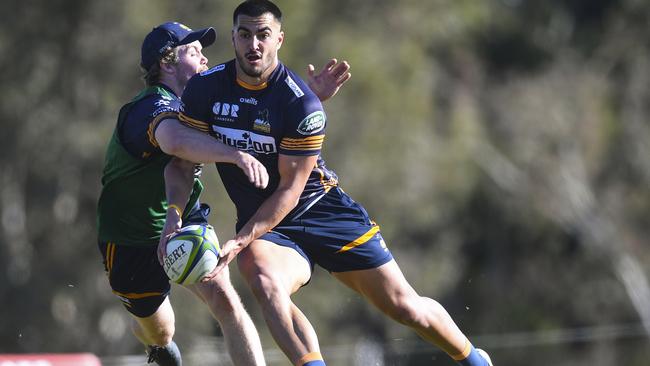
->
xmin=476 ymin=349 xmax=493 ymax=366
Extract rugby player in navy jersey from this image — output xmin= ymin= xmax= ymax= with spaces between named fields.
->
xmin=98 ymin=20 xmax=350 ymax=366
xmin=165 ymin=1 xmax=493 ymax=366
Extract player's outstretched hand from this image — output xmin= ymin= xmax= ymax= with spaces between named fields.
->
xmin=157 ymin=209 xmax=182 ymax=265
xmin=235 ymin=151 xmax=269 ymax=189
xmin=307 ymin=58 xmax=351 ymax=102
xmin=201 ymin=237 xmax=248 ymax=282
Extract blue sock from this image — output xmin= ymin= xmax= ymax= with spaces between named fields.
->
xmin=303 ymin=361 xmax=326 ymax=366
xmin=457 ymin=345 xmax=489 ymax=366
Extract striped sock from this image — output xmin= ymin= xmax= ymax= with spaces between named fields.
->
xmin=454 ymin=342 xmax=490 ymax=366
xmin=297 ymin=352 xmax=326 ymax=366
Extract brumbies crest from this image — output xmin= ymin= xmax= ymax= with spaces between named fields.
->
xmin=253 ymin=109 xmax=271 ymax=133
xmin=297 ymin=111 xmax=326 ymax=135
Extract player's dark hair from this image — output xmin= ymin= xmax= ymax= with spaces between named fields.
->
xmin=142 ymin=46 xmax=181 ymax=86
xmin=233 ymin=0 xmax=282 ymax=25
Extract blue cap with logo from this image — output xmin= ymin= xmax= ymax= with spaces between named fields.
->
xmin=141 ymin=21 xmax=217 ymax=71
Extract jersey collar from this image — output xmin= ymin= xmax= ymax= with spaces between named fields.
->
xmin=155 ymin=83 xmax=179 ymax=98
xmin=236 ymin=78 xmax=268 ymax=90
xmin=234 ymin=62 xmax=284 ymax=91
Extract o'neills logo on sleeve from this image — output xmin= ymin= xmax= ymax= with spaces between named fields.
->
xmin=285 ymin=75 xmax=304 ymax=98
xmin=297 ymin=111 xmax=326 ymax=135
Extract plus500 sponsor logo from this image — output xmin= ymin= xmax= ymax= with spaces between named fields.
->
xmin=213 ymin=126 xmax=277 ymax=154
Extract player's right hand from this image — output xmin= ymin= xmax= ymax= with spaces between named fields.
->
xmin=201 ymin=237 xmax=248 ymax=282
xmin=235 ymin=152 xmax=269 ymax=189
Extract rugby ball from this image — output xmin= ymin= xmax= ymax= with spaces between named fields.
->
xmin=162 ymin=224 xmax=220 ymax=285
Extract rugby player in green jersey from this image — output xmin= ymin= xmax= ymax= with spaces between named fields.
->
xmin=97 ymin=21 xmax=350 ymax=366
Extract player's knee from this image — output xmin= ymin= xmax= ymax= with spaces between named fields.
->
xmin=387 ymin=296 xmax=429 ymax=328
xmin=148 ymin=325 xmax=175 ymax=346
xmin=200 ymin=280 xmax=243 ymax=314
xmin=131 ymin=318 xmax=175 ymax=346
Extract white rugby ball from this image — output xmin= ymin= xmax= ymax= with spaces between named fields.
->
xmin=162 ymin=224 xmax=220 ymax=285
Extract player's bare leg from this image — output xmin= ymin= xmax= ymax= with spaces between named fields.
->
xmin=187 ymin=266 xmax=266 ymax=366
xmin=131 ymin=297 xmax=175 ymax=346
xmin=130 ymin=297 xmax=182 ymax=366
xmin=238 ymin=239 xmax=324 ymax=365
xmin=333 ymin=259 xmax=492 ymax=365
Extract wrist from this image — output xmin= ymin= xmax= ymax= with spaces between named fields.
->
xmin=233 ymin=150 xmax=247 ymax=166
xmin=167 ymin=204 xmax=183 ymax=217
xmin=233 ymin=231 xmax=254 ymax=246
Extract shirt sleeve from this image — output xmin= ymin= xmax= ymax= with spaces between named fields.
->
xmin=279 ymin=94 xmax=326 ymax=156
xmin=120 ymin=95 xmax=181 ymax=159
xmin=178 ymin=75 xmax=212 ymax=134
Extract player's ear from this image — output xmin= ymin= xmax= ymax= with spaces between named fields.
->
xmin=277 ymin=30 xmax=284 ymax=50
xmin=160 ymin=61 xmax=176 ymax=75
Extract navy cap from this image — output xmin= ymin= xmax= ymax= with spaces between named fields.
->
xmin=141 ymin=22 xmax=217 ymax=71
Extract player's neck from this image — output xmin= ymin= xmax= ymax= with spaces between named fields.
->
xmin=157 ymin=74 xmax=183 ymax=97
xmin=235 ymin=60 xmax=278 ymax=87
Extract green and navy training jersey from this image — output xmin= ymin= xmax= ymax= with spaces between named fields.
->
xmin=179 ymin=60 xmax=338 ymax=228
xmin=97 ymin=84 xmax=202 ymax=247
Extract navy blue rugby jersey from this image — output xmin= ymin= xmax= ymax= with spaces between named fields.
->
xmin=179 ymin=60 xmax=339 ymax=226
xmin=119 ymin=84 xmax=181 ymax=159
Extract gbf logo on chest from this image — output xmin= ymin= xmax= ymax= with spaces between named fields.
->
xmin=213 ymin=102 xmax=239 ymax=118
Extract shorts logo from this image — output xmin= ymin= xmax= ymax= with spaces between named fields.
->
xmin=285 ymin=75 xmax=304 ymax=98
xmin=253 ymin=109 xmax=271 ymax=133
xmin=378 ymin=235 xmax=388 ymax=252
xmin=297 ymin=111 xmax=325 ymax=135
xmin=117 ymin=295 xmax=132 ymax=306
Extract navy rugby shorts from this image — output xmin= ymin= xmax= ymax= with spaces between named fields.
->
xmin=259 ymin=187 xmax=393 ymax=273
xmin=98 ymin=203 xmax=210 ymax=317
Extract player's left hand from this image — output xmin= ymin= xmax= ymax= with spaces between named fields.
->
xmin=201 ymin=237 xmax=248 ymax=282
xmin=157 ymin=208 xmax=183 ymax=265
xmin=307 ymin=58 xmax=351 ymax=102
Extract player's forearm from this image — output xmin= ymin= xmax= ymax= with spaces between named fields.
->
xmin=156 ymin=118 xmax=243 ymax=164
xmin=236 ymin=154 xmax=316 ymax=245
xmin=164 ymin=158 xmax=195 ymax=213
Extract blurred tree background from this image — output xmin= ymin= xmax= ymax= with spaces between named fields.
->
xmin=1 ymin=0 xmax=649 ymax=365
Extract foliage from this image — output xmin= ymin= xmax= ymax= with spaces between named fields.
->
xmin=1 ymin=0 xmax=649 ymax=365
